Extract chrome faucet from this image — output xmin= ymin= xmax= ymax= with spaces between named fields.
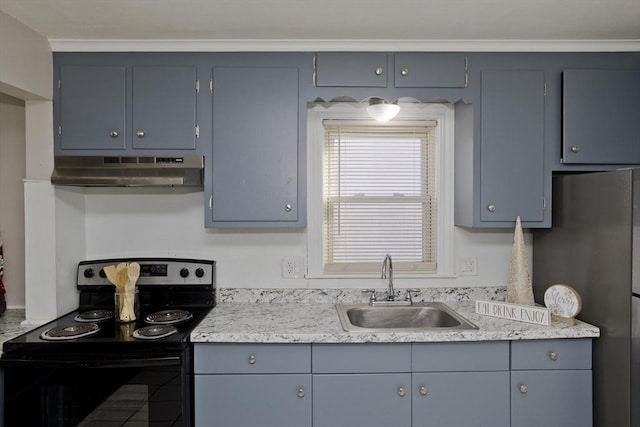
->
xmin=381 ymin=254 xmax=395 ymax=301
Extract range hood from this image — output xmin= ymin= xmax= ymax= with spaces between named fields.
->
xmin=51 ymin=155 xmax=204 ymax=187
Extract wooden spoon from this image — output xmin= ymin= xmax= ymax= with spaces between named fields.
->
xmin=116 ymin=263 xmax=129 ymax=292
xmin=127 ymin=262 xmax=140 ymax=293
xmin=103 ymin=265 xmax=119 ymax=288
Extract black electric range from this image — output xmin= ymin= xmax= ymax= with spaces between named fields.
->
xmin=1 ymin=257 xmax=215 ymax=427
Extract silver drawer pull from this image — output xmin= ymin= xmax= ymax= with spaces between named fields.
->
xmin=136 ymin=130 xmax=145 ymax=138
xmin=296 ymin=388 xmax=305 ymax=398
xmin=248 ymin=355 xmax=256 ymax=364
xmin=110 ymin=130 xmax=119 ymax=138
xmin=519 ymin=384 xmax=528 ymax=394
xmin=419 ymin=386 xmax=428 ymax=396
xmin=549 ymin=351 xmax=558 ymax=361
xmin=375 ymin=67 xmax=383 ymax=76
xmin=398 ymin=387 xmax=406 ymax=397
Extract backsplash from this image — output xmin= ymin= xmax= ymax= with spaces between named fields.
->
xmin=217 ymin=286 xmax=507 ymax=304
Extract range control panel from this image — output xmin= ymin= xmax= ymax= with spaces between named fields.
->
xmin=77 ymin=258 xmax=215 ymax=287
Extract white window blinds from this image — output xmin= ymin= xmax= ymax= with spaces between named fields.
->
xmin=323 ymin=120 xmax=438 ymax=273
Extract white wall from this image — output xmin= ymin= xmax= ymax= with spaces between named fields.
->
xmin=84 ymin=188 xmax=530 ymax=289
xmin=0 ymin=93 xmax=26 ymax=307
xmin=0 ymin=12 xmax=52 ymax=101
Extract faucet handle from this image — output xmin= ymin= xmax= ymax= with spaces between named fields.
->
xmin=404 ymin=289 xmax=420 ymax=303
xmin=362 ymin=289 xmax=377 ymax=304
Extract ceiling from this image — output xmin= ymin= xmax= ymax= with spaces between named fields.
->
xmin=1 ymin=0 xmax=639 ymax=51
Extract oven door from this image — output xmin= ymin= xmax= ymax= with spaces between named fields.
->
xmin=2 ymin=347 xmax=193 ymax=427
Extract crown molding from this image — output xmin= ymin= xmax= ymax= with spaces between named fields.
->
xmin=49 ymin=38 xmax=640 ymax=52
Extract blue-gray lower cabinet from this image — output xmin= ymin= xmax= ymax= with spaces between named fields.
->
xmin=210 ymin=66 xmax=301 ymax=227
xmin=510 ymin=339 xmax=593 ymax=427
xmin=194 ymin=340 xmax=592 ymax=427
xmin=313 ymin=373 xmax=412 ymax=427
xmin=195 ymin=374 xmax=312 ymax=427
xmin=194 ymin=344 xmax=312 ymax=427
xmin=413 ymin=372 xmax=510 ymax=427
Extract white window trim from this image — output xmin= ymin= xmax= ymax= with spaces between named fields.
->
xmin=306 ymin=102 xmax=455 ymax=279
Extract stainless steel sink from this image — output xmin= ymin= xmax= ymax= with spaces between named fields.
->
xmin=336 ymin=302 xmax=478 ymax=332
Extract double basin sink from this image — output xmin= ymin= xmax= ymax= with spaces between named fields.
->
xmin=336 ymin=302 xmax=478 ymax=332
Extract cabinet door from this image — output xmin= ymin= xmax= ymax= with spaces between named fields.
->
xmin=511 ymin=370 xmax=592 ymax=427
xmin=412 ymin=372 xmax=510 ymax=427
xmin=480 ymin=70 xmax=545 ymax=222
xmin=211 ymin=66 xmax=299 ymax=224
xmin=59 ymin=65 xmax=126 ymax=150
xmin=563 ymin=69 xmax=640 ymax=164
xmin=315 ymin=52 xmax=388 ymax=87
xmin=195 ymin=374 xmax=311 ymax=427
xmin=132 ymin=66 xmax=197 ymax=150
xmin=313 ymin=374 xmax=412 ymax=427
xmin=394 ymin=53 xmax=466 ymax=88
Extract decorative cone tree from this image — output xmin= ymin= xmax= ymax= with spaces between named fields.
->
xmin=506 ymin=216 xmax=535 ymax=306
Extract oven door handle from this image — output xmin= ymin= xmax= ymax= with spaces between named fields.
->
xmin=1 ymin=355 xmax=182 ymax=369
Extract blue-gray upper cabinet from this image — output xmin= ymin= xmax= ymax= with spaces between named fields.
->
xmin=455 ymin=70 xmax=547 ymax=228
xmin=58 ymin=65 xmax=127 ymax=150
xmin=57 ymin=64 xmax=198 ymax=151
xmin=314 ymin=53 xmax=388 ymax=87
xmin=210 ymin=66 xmax=302 ymax=227
xmin=394 ymin=53 xmax=467 ymax=88
xmin=314 ymin=53 xmax=467 ymax=88
xmin=562 ymin=69 xmax=640 ymax=164
xmin=131 ymin=66 xmax=197 ymax=150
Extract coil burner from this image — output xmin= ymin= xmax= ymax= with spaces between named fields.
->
xmin=40 ymin=323 xmax=101 ymax=341
xmin=145 ymin=309 xmax=193 ymax=325
xmin=74 ymin=309 xmax=114 ymax=323
xmin=132 ymin=325 xmax=178 ymax=340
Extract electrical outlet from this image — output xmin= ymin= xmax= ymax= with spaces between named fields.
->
xmin=458 ymin=257 xmax=478 ymax=276
xmin=282 ymin=257 xmax=304 ymax=278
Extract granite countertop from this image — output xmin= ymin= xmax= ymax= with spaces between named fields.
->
xmin=191 ymin=288 xmax=600 ymax=344
xmin=0 ymin=309 xmax=31 ymax=349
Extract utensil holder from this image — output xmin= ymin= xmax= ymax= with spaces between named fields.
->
xmin=115 ymin=288 xmax=139 ymax=323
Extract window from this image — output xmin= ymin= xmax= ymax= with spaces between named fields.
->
xmin=307 ymin=103 xmax=454 ymax=278
xmin=323 ymin=121 xmax=437 ymax=272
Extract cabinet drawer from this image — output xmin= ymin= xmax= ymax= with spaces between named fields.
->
xmin=312 ymin=343 xmax=411 ymax=373
xmin=194 ymin=344 xmax=311 ymax=374
xmin=511 ymin=339 xmax=592 ymax=370
xmin=412 ymin=342 xmax=509 ymax=372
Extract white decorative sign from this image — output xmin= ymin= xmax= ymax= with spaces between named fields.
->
xmin=544 ymin=284 xmax=582 ymax=320
xmin=475 ymin=300 xmax=550 ymax=326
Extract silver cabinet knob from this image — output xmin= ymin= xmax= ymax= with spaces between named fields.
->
xmin=419 ymin=386 xmax=428 ymax=396
xmin=398 ymin=387 xmax=406 ymax=397
xmin=401 ymin=68 xmax=409 ymax=76
xmin=519 ymin=384 xmax=528 ymax=394
xmin=296 ymin=388 xmax=305 ymax=398
xmin=284 ymin=203 xmax=293 ymax=212
xmin=570 ymin=145 xmax=580 ymax=153
xmin=375 ymin=67 xmax=384 ymax=76
xmin=248 ymin=355 xmax=256 ymax=364
xmin=487 ymin=204 xmax=496 ymax=212
xmin=110 ymin=131 xmax=119 ymax=138
xmin=136 ymin=130 xmax=145 ymax=138
xmin=549 ymin=351 xmax=558 ymax=361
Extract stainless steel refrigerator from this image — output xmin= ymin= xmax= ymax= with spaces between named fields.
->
xmin=533 ymin=169 xmax=640 ymax=427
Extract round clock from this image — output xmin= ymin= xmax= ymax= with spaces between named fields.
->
xmin=544 ymin=284 xmax=582 ymax=319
